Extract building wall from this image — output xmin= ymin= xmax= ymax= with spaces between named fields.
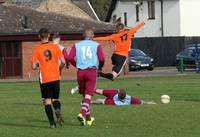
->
xmin=163 ymin=0 xmax=180 ymax=36
xmin=22 ymin=40 xmax=114 ymax=80
xmin=110 ymin=0 xmax=184 ymax=37
xmin=111 ymin=0 xmax=162 ymax=37
xmin=180 ymin=0 xmax=200 ymax=36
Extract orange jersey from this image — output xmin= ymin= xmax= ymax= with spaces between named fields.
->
xmin=32 ymin=42 xmax=63 ymax=84
xmin=93 ymin=22 xmax=144 ymax=57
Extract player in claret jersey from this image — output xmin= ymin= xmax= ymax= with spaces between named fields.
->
xmin=52 ymin=33 xmax=69 ymax=73
xmin=68 ymin=28 xmax=105 ymax=126
xmin=93 ymin=22 xmax=145 ymax=81
xmin=92 ymin=89 xmax=156 ymax=106
xmin=32 ymin=28 xmax=66 ymax=128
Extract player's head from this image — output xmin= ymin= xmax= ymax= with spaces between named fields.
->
xmin=38 ymin=28 xmax=50 ymax=41
xmin=83 ymin=28 xmax=94 ymax=40
xmin=52 ymin=33 xmax=61 ymax=45
xmin=115 ymin=23 xmax=125 ymax=33
xmin=118 ymin=89 xmax=126 ymax=102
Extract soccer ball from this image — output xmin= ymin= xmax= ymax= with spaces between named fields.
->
xmin=161 ymin=95 xmax=170 ymax=104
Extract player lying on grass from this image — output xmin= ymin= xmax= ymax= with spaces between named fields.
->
xmin=92 ymin=89 xmax=156 ymax=106
xmin=93 ymin=22 xmax=145 ymax=81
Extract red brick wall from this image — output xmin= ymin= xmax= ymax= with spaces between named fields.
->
xmin=22 ymin=40 xmax=115 ymax=80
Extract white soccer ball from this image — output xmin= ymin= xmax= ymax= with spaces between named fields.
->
xmin=161 ymin=95 xmax=170 ymax=104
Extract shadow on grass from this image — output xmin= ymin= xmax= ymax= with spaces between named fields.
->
xmin=27 ymin=119 xmax=79 ymax=127
xmin=183 ymin=99 xmax=200 ymax=102
xmin=14 ymin=102 xmax=41 ymax=106
xmin=27 ymin=119 xmax=47 ymax=123
xmin=0 ymin=122 xmax=47 ymax=129
xmin=176 ymin=98 xmax=200 ymax=102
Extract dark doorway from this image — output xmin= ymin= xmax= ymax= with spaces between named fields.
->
xmin=0 ymin=42 xmax=22 ymax=78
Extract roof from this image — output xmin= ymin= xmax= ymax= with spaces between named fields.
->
xmin=4 ymin=0 xmax=96 ymax=20
xmin=72 ymin=0 xmax=99 ymax=20
xmin=5 ymin=0 xmax=44 ymax=9
xmin=0 ymin=5 xmax=114 ymax=36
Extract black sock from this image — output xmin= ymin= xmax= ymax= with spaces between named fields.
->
xmin=45 ymin=105 xmax=55 ymax=125
xmin=53 ymin=100 xmax=61 ymax=110
xmin=100 ymin=73 xmax=114 ymax=80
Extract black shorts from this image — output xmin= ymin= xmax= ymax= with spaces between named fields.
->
xmin=111 ymin=53 xmax=127 ymax=74
xmin=40 ymin=80 xmax=60 ymax=99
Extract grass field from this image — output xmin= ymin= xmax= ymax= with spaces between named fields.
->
xmin=0 ymin=75 xmax=200 ymax=137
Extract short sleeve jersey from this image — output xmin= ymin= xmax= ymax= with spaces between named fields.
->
xmin=32 ymin=42 xmax=63 ymax=84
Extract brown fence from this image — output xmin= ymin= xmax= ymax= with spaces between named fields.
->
xmin=132 ymin=36 xmax=200 ymax=67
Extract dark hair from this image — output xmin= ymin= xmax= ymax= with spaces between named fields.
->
xmin=53 ymin=33 xmax=61 ymax=39
xmin=38 ymin=28 xmax=49 ymax=39
xmin=115 ymin=23 xmax=125 ymax=32
xmin=118 ymin=89 xmax=126 ymax=100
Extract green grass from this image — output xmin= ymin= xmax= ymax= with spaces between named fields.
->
xmin=0 ymin=75 xmax=200 ymax=137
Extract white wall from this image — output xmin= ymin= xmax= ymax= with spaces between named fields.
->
xmin=111 ymin=0 xmax=162 ymax=37
xmin=139 ymin=1 xmax=162 ymax=37
xmin=163 ymin=0 xmax=180 ymax=36
xmin=111 ymin=0 xmax=200 ymax=37
xmin=180 ymin=0 xmax=200 ymax=36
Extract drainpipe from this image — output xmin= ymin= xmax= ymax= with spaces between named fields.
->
xmin=124 ymin=12 xmax=127 ymax=26
xmin=161 ymin=0 xmax=164 ymax=37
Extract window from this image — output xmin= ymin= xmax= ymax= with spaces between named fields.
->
xmin=136 ymin=5 xmax=139 ymax=22
xmin=148 ymin=1 xmax=155 ymax=19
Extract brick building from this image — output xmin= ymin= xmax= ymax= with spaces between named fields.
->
xmin=0 ymin=1 xmax=115 ymax=79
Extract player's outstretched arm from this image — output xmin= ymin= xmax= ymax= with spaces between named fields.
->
xmin=128 ymin=22 xmax=145 ymax=36
xmin=62 ymin=48 xmax=69 ymax=68
xmin=93 ymin=31 xmax=129 ymax=41
xmin=143 ymin=101 xmax=157 ymax=105
xmin=60 ymin=57 xmax=66 ymax=70
xmin=93 ymin=34 xmax=115 ymax=41
xmin=31 ymin=50 xmax=39 ymax=70
xmin=97 ymin=45 xmax=105 ymax=69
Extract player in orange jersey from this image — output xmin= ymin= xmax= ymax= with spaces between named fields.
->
xmin=93 ymin=22 xmax=145 ymax=80
xmin=32 ymin=28 xmax=66 ymax=128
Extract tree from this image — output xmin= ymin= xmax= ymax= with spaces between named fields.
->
xmin=89 ymin=0 xmax=112 ymax=21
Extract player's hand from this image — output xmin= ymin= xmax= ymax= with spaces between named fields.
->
xmin=141 ymin=22 xmax=145 ymax=26
xmin=97 ymin=68 xmax=102 ymax=77
xmin=66 ymin=63 xmax=70 ymax=69
xmin=98 ymin=68 xmax=102 ymax=73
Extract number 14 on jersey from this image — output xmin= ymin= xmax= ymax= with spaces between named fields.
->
xmin=81 ymin=46 xmax=93 ymax=59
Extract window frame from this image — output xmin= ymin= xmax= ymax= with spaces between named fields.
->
xmin=148 ymin=0 xmax=155 ymax=20
xmin=136 ymin=4 xmax=139 ymax=22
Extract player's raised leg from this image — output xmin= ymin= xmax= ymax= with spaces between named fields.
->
xmin=70 ymin=85 xmax=79 ymax=94
xmin=91 ymin=99 xmax=105 ymax=104
xmin=99 ymin=53 xmax=127 ymax=80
